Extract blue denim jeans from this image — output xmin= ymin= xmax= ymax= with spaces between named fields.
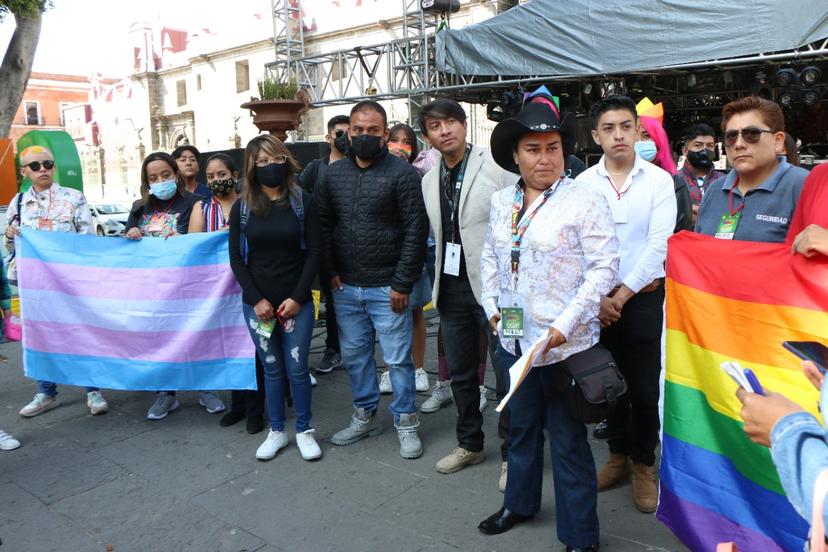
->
xmin=333 ymin=283 xmax=415 ymax=423
xmin=498 ymin=346 xmax=599 ymax=549
xmin=38 ymin=381 xmax=98 ymax=397
xmin=242 ymin=302 xmax=314 ymax=433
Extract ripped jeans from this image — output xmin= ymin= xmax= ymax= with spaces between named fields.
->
xmin=242 ymin=301 xmax=314 ymax=433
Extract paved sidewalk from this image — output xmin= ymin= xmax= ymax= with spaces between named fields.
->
xmin=0 ymin=317 xmax=684 ymax=551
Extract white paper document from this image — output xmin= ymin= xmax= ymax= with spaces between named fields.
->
xmin=495 ymin=333 xmax=555 ymax=413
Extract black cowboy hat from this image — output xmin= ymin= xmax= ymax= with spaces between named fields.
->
xmin=490 ymin=102 xmax=576 ymax=174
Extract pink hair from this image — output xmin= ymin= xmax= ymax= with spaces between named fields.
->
xmin=639 ymin=116 xmax=676 ymax=175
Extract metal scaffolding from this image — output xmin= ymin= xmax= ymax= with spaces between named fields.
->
xmin=266 ymin=2 xmax=828 ymax=115
xmin=270 ymin=0 xmax=306 ymax=86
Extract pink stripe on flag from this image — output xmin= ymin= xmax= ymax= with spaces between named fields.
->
xmin=18 ymin=258 xmax=241 ymax=301
xmin=23 ymin=320 xmax=253 ymax=363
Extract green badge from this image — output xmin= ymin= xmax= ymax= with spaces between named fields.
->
xmin=255 ymin=319 xmax=276 ymax=338
xmin=715 ymin=213 xmax=741 ymax=240
xmin=501 ymin=306 xmax=525 ymax=338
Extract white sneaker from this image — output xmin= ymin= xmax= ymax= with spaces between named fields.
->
xmin=0 ymin=430 xmax=20 ymax=451
xmin=19 ymin=393 xmax=60 ymax=417
xmin=415 ymin=368 xmax=429 ymax=392
xmin=479 ymin=385 xmax=488 ymax=413
xmin=87 ymin=391 xmax=109 ymax=415
xmin=379 ymin=371 xmax=392 ymax=394
xmin=309 ymin=373 xmax=318 ymax=387
xmin=420 ymin=380 xmax=452 ymax=414
xmin=296 ymin=429 xmax=322 ymax=461
xmin=256 ymin=429 xmax=288 ymax=460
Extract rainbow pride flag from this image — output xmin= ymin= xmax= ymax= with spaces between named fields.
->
xmin=17 ymin=229 xmax=256 ymax=390
xmin=658 ymin=231 xmax=828 ymax=551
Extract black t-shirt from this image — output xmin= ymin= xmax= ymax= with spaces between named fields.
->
xmin=228 ymin=192 xmax=321 ymax=307
xmin=126 ymin=192 xmax=199 ymax=237
xmin=439 ymin=161 xmax=473 ymax=296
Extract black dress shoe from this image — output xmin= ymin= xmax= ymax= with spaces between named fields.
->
xmin=478 ymin=507 xmax=532 ymax=535
xmin=246 ymin=416 xmax=265 ymax=434
xmin=220 ymin=411 xmax=245 ymax=427
xmin=565 ymin=545 xmax=599 ymax=552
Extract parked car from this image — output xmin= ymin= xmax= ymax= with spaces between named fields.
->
xmin=90 ymin=203 xmax=130 ymax=236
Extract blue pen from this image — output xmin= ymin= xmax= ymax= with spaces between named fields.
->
xmin=744 ymin=369 xmax=765 ymax=396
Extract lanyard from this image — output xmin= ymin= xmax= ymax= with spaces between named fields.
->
xmin=441 ymin=144 xmax=471 ymax=242
xmin=605 ymin=174 xmax=629 ymax=200
xmin=510 ymin=178 xmax=561 ymax=287
xmin=43 ymin=187 xmax=53 ymax=221
xmin=728 ymin=177 xmax=745 ymax=216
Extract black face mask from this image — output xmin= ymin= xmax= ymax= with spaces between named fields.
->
xmin=256 ymin=162 xmax=287 ymax=189
xmin=687 ymin=149 xmax=714 ymax=169
xmin=333 ymin=132 xmax=350 ymax=154
xmin=350 ymin=134 xmax=384 ymax=161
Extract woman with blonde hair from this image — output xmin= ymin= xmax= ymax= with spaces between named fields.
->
xmin=229 ymin=135 xmax=323 ymax=461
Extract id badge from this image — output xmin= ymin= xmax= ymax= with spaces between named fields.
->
xmin=147 ymin=222 xmax=163 ymax=234
xmin=609 ymin=198 xmax=628 ymax=224
xmin=255 ymin=319 xmax=276 ymax=338
xmin=715 ymin=213 xmax=740 ymax=240
xmin=444 ymin=242 xmax=462 ymax=276
xmin=37 ymin=218 xmax=53 ymax=230
xmin=500 ymin=292 xmax=527 ymax=339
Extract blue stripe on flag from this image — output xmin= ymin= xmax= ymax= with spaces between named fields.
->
xmin=23 ymin=349 xmax=256 ymax=391
xmin=18 ymin=228 xmax=231 ymax=268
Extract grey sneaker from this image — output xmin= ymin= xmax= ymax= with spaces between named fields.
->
xmin=396 ymin=412 xmax=423 ymax=459
xmin=198 ymin=391 xmax=226 ymax=414
xmin=331 ymin=407 xmax=383 ymax=446
xmin=316 ymin=348 xmax=343 ymax=374
xmin=420 ymin=380 xmax=452 ymax=413
xmin=147 ymin=392 xmax=180 ymax=420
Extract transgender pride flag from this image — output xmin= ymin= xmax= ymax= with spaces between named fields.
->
xmin=17 ymin=229 xmax=256 ymax=390
xmin=658 ymin=232 xmax=828 ymax=551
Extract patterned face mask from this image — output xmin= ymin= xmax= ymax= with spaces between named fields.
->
xmin=208 ymin=179 xmax=235 ymax=197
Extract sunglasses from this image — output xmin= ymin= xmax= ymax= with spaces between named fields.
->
xmin=723 ymin=127 xmax=775 ymax=147
xmin=334 ymin=129 xmax=346 ymax=138
xmin=25 ymin=160 xmax=55 ymax=171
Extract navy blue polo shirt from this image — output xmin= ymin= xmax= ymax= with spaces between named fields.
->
xmin=694 ymin=158 xmax=808 ymax=243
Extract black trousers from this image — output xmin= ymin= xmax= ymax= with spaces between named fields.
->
xmin=229 ymin=355 xmax=266 ymax=418
xmin=439 ymin=283 xmax=490 ymax=453
xmin=600 ymin=287 xmax=664 ymax=466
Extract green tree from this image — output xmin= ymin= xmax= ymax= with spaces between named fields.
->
xmin=0 ymin=1 xmax=51 ymax=137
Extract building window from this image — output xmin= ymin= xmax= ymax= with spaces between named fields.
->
xmin=176 ymin=80 xmax=187 ymax=107
xmin=25 ymin=101 xmax=40 ymax=125
xmin=236 ymin=60 xmax=250 ymax=93
xmin=196 ymin=74 xmax=202 ymax=91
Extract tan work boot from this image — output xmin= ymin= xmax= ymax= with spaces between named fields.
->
xmin=436 ymin=446 xmax=485 ymax=474
xmin=597 ymin=453 xmax=630 ymax=491
xmin=632 ymin=462 xmax=658 ymax=512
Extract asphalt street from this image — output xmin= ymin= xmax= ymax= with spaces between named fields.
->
xmin=0 ymin=315 xmax=685 ymax=551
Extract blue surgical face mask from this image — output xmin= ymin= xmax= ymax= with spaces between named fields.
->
xmin=150 ymin=179 xmax=177 ymax=200
xmin=635 ymin=140 xmax=658 ymax=162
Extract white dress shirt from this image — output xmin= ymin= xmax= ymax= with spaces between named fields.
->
xmin=480 ymin=178 xmax=619 ymax=366
xmin=575 ymin=154 xmax=676 ymax=293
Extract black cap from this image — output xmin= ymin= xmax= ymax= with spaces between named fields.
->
xmin=489 ymin=102 xmax=576 ymax=174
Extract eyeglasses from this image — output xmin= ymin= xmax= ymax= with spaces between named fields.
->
xmin=723 ymin=127 xmax=775 ymax=147
xmin=25 ymin=160 xmax=55 ymax=171
xmin=260 ymin=155 xmax=287 ymax=165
